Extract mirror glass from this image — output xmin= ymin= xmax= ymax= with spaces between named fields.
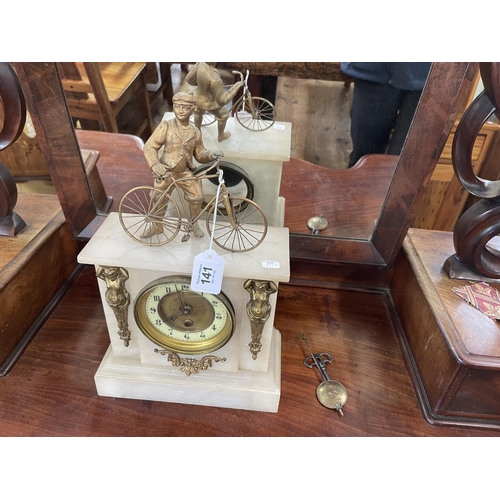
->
xmin=272 ymin=62 xmax=431 ymax=241
xmin=164 ymin=63 xmax=431 ymax=243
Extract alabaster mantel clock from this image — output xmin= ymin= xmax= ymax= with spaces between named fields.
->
xmin=78 ymin=213 xmax=289 ymax=412
xmin=77 ymin=115 xmax=291 ymax=413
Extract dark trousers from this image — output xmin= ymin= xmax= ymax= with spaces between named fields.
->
xmin=348 ymin=78 xmax=423 ymax=168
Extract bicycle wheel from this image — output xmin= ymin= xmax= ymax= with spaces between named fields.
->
xmin=206 ymin=197 xmax=268 ymax=252
xmin=190 ymin=112 xmax=216 ymax=127
xmin=235 ymin=96 xmax=275 ymax=132
xmin=119 ymin=187 xmax=181 ymax=246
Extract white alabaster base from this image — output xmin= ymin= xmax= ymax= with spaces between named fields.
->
xmin=95 ymin=327 xmax=282 ymax=413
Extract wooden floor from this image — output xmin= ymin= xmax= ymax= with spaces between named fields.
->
xmin=276 ymin=76 xmax=353 ymax=169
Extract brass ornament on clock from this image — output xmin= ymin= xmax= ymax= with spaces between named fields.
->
xmin=134 ymin=275 xmax=235 ymax=355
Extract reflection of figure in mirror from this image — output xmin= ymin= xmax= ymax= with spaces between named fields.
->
xmin=143 ymin=92 xmax=223 ymax=239
xmin=185 ymin=62 xmax=244 ymax=142
xmin=341 ymin=63 xmax=431 ymax=168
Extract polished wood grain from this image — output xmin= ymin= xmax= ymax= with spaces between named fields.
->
xmin=372 ymin=63 xmax=478 ymax=266
xmin=75 ymin=129 xmax=397 ymax=268
xmin=0 ymin=63 xmax=25 ymax=150
xmin=0 ymin=264 xmax=498 ymax=436
xmin=76 ymin=129 xmax=149 ymax=210
xmin=75 ymin=130 xmax=396 ymax=245
xmin=284 ymin=63 xmax=478 ymax=266
xmin=392 ymin=228 xmax=500 ymax=429
xmin=0 ymin=193 xmax=80 ymax=373
xmin=76 ymin=129 xmax=395 ymax=292
xmin=280 ymin=155 xmax=398 ymax=239
xmin=15 ymin=63 xmax=97 ymax=238
xmin=2 ymin=131 xmax=498 ymax=435
xmin=405 ymin=229 xmax=500 ymax=364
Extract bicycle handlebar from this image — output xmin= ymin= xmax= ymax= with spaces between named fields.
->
xmin=153 ymin=158 xmax=222 ymax=185
xmin=232 ymin=70 xmax=249 ymax=84
xmin=232 ymin=70 xmax=244 ymax=82
xmin=195 ymin=157 xmax=221 ymax=178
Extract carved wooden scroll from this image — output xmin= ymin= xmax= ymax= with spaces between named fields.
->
xmin=444 ymin=63 xmax=500 ymax=280
xmin=0 ymin=63 xmax=27 ymax=236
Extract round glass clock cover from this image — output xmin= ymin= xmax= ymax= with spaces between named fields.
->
xmin=134 ymin=275 xmax=235 ymax=355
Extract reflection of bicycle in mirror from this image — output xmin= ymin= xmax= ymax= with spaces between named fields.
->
xmin=118 ymin=159 xmax=268 ymax=253
xmin=194 ymin=70 xmax=276 ymax=132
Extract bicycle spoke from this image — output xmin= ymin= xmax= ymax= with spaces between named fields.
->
xmin=121 ymin=193 xmax=149 ymax=215
xmin=235 ymin=227 xmax=246 ymax=251
xmin=211 ymin=225 xmax=234 ymax=235
xmin=236 ymin=97 xmax=275 ymax=132
xmin=215 ymin=206 xmax=232 ymax=223
xmin=207 ymin=196 xmax=267 ymax=252
xmin=119 ymin=187 xmax=181 ymax=246
xmin=235 ymin=206 xmax=264 ymax=225
xmin=235 ymin=225 xmax=260 ymax=250
xmin=161 ymin=217 xmax=181 ymax=234
xmin=235 ymin=224 xmax=260 ymax=244
xmin=121 ymin=214 xmax=148 ymax=230
xmin=225 ymin=230 xmax=236 ymax=251
xmin=152 ymin=229 xmax=162 ymax=246
xmin=150 ymin=198 xmax=169 ymax=218
xmin=124 ymin=216 xmax=149 ymax=239
xmin=238 ymin=115 xmax=252 ymax=127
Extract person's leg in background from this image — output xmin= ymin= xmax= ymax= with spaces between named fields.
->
xmin=347 ymin=78 xmax=401 ymax=168
xmin=386 ymin=89 xmax=423 ymax=156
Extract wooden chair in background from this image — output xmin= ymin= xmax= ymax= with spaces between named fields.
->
xmin=57 ymin=62 xmax=154 ymax=140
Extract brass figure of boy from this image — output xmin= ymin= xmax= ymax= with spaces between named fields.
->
xmin=143 ymin=92 xmax=223 ymax=239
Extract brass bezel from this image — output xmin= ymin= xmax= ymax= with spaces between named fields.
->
xmin=134 ymin=275 xmax=235 ymax=355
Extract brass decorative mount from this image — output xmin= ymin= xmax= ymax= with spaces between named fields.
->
xmin=154 ymin=349 xmax=226 ymax=376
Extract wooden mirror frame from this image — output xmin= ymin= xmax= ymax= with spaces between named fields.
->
xmin=15 ymin=62 xmax=478 ymax=269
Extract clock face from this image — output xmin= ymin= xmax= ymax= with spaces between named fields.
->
xmin=134 ymin=276 xmax=235 ymax=355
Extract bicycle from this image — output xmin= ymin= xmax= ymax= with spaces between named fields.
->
xmin=194 ymin=70 xmax=276 ymax=132
xmin=118 ymin=159 xmax=268 ymax=253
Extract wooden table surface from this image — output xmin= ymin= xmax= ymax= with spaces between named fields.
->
xmin=0 ymin=263 xmax=498 ymax=437
xmin=0 ymin=130 xmax=478 ymax=437
xmin=2 ymin=130 xmax=497 ymax=437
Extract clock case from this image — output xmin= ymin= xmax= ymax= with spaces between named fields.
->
xmin=77 ymin=116 xmax=291 ymax=412
xmin=78 ymin=212 xmax=290 ymax=412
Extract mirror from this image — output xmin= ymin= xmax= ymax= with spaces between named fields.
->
xmin=14 ymin=62 xmax=478 ymax=268
xmin=217 ymin=62 xmax=431 ymax=242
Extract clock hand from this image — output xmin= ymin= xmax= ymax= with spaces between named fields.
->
xmin=170 ymin=286 xmax=192 ymax=321
xmin=169 ymin=310 xmax=185 ymax=321
xmin=175 ymin=285 xmax=189 ymax=310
